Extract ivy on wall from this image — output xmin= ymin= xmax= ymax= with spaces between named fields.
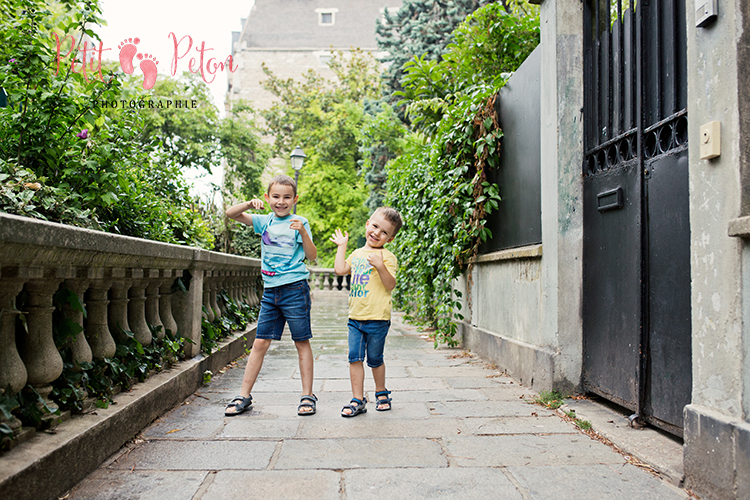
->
xmin=386 ymin=4 xmax=540 ymax=346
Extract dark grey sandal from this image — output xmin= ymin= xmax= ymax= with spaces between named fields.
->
xmin=298 ymin=394 xmax=318 ymax=416
xmin=225 ymin=395 xmax=252 ymax=416
xmin=375 ymin=390 xmax=392 ymax=411
xmin=341 ymin=397 xmax=367 ymax=417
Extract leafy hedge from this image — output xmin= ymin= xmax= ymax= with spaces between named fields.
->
xmin=386 ymin=4 xmax=540 ymax=346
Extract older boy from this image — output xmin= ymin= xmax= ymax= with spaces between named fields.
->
xmin=224 ymin=175 xmax=318 ymax=416
xmin=330 ymin=207 xmax=403 ymax=417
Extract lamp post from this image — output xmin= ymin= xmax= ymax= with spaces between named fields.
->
xmin=290 ymin=146 xmax=306 ymax=214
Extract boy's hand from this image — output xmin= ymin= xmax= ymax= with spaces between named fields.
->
xmin=367 ymin=250 xmax=384 ymax=269
xmin=247 ymin=199 xmax=264 ymax=210
xmin=329 ymin=229 xmax=349 ymax=247
xmin=289 ymin=219 xmax=305 ymax=232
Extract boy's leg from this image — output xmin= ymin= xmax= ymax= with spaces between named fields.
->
xmin=371 ymin=364 xmax=390 ymax=410
xmin=342 ymin=361 xmax=366 ymax=416
xmin=294 ymin=339 xmax=315 ymax=397
xmin=343 ymin=319 xmax=367 ymax=416
xmin=240 ymin=338 xmax=272 ymax=396
xmin=225 ymin=337 xmax=272 ymax=415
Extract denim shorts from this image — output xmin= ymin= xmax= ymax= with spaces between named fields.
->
xmin=348 ymin=319 xmax=391 ymax=367
xmin=256 ymin=280 xmax=312 ymax=341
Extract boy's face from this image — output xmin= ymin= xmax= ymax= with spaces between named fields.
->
xmin=264 ymin=183 xmax=298 ymax=217
xmin=364 ymin=213 xmax=397 ymax=249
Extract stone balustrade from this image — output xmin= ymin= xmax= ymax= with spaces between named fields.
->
xmin=0 ymin=212 xmax=261 ymax=436
xmin=308 ymin=267 xmax=350 ymax=291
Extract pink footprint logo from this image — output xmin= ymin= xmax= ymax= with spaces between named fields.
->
xmin=137 ymin=53 xmax=158 ymax=89
xmin=117 ymin=37 xmax=140 ymax=74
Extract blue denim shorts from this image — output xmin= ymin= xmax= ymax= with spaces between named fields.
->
xmin=348 ymin=319 xmax=390 ymax=367
xmin=256 ymin=280 xmax=312 ymax=341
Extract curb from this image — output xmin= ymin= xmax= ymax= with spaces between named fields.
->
xmin=0 ymin=326 xmax=256 ymax=500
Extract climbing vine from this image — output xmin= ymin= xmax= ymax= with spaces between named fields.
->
xmin=385 ymin=4 xmax=539 ymax=346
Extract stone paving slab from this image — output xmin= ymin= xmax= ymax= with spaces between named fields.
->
xmin=506 ymin=464 xmax=687 ymax=500
xmin=344 ymin=468 xmax=524 ymax=500
xmin=427 ymin=399 xmax=555 ymax=418
xmin=273 ymin=437 xmax=447 ymax=469
xmin=108 ymin=440 xmax=277 ymax=470
xmin=296 ymin=417 xmax=465 ymax=439
xmin=443 ymin=434 xmax=627 ymax=467
xmin=62 ymin=470 xmax=208 ymax=500
xmin=201 ymin=470 xmax=342 ymax=500
xmin=462 ymin=416 xmax=579 ymax=436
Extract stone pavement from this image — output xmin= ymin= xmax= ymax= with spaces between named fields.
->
xmin=62 ymin=290 xmax=690 ymax=500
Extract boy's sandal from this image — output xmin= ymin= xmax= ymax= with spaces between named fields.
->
xmin=341 ymin=397 xmax=367 ymax=418
xmin=225 ymin=395 xmax=253 ymax=416
xmin=297 ymin=394 xmax=318 ymax=416
xmin=375 ymin=390 xmax=392 ymax=411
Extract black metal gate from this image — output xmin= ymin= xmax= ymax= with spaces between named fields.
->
xmin=582 ymin=0 xmax=690 ymax=436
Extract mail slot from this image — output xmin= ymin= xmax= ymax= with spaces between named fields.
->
xmin=597 ymin=187 xmax=624 ymax=212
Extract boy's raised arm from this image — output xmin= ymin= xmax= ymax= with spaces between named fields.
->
xmin=226 ymin=199 xmax=264 ymax=226
xmin=330 ymin=229 xmax=351 ymax=275
xmin=290 ymin=219 xmax=317 ymax=261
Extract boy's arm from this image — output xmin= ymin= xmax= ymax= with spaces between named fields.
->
xmin=367 ymin=251 xmax=396 ymax=291
xmin=290 ymin=219 xmax=317 ymax=261
xmin=330 ymin=229 xmax=351 ymax=275
xmin=226 ymin=199 xmax=264 ymax=226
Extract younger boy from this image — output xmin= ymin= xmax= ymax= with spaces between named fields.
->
xmin=330 ymin=207 xmax=403 ymax=417
xmin=224 ymin=174 xmax=318 ymax=416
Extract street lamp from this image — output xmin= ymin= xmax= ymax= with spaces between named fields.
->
xmin=290 ymin=146 xmax=306 ymax=214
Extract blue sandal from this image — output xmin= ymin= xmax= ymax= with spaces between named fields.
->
xmin=341 ymin=397 xmax=367 ymax=417
xmin=375 ymin=390 xmax=392 ymax=411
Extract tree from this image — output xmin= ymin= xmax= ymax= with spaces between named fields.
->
xmin=260 ymin=50 xmax=381 ymax=265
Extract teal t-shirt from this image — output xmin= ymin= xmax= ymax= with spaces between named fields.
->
xmin=252 ymin=213 xmax=312 ymax=287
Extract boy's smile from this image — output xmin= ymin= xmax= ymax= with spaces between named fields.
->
xmin=364 ymin=213 xmax=396 ymax=249
xmin=264 ymin=184 xmax=298 ymax=217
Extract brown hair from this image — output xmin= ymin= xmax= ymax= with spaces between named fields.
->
xmin=268 ymin=174 xmax=297 ymax=196
xmin=373 ymin=207 xmax=403 ymax=236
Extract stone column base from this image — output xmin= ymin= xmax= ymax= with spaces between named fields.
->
xmin=683 ymin=404 xmax=750 ymax=499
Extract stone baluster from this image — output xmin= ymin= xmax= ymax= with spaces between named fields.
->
xmin=249 ymin=269 xmax=260 ymax=306
xmin=202 ymin=270 xmax=215 ymax=323
xmin=216 ymin=271 xmax=228 ymax=315
xmin=0 ymin=268 xmax=32 ymax=437
xmin=107 ymin=268 xmax=131 ymax=344
xmin=238 ymin=271 xmax=248 ymax=304
xmin=171 ymin=269 xmax=203 ymax=357
xmin=158 ymin=270 xmax=179 ymax=337
xmin=127 ymin=268 xmax=152 ymax=346
xmin=231 ymin=271 xmax=241 ymax=303
xmin=62 ymin=268 xmax=96 ymax=370
xmin=144 ymin=269 xmax=163 ymax=340
xmin=209 ymin=272 xmax=222 ymax=320
xmin=18 ymin=268 xmax=71 ymax=412
xmin=84 ymin=276 xmax=116 ymax=359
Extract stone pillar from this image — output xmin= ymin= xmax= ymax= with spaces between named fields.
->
xmin=84 ymin=277 xmax=116 ymax=359
xmin=61 ymin=271 xmax=95 ymax=370
xmin=158 ymin=270 xmax=179 ymax=337
xmin=0 ymin=269 xmax=30 ymax=436
xmin=18 ymin=270 xmax=68 ymax=411
xmin=144 ymin=269 xmax=163 ymax=340
xmin=127 ymin=268 xmax=152 ymax=346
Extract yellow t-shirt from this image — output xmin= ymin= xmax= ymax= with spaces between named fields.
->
xmin=345 ymin=247 xmax=398 ymax=321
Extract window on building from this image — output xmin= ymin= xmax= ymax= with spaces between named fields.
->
xmin=319 ymin=54 xmax=332 ymax=67
xmin=316 ymin=8 xmax=338 ymax=26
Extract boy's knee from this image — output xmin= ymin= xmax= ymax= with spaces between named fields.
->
xmin=253 ymin=338 xmax=272 ymax=351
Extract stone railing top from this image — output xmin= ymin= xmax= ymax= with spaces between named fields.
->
xmin=0 ymin=212 xmax=260 ymax=270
